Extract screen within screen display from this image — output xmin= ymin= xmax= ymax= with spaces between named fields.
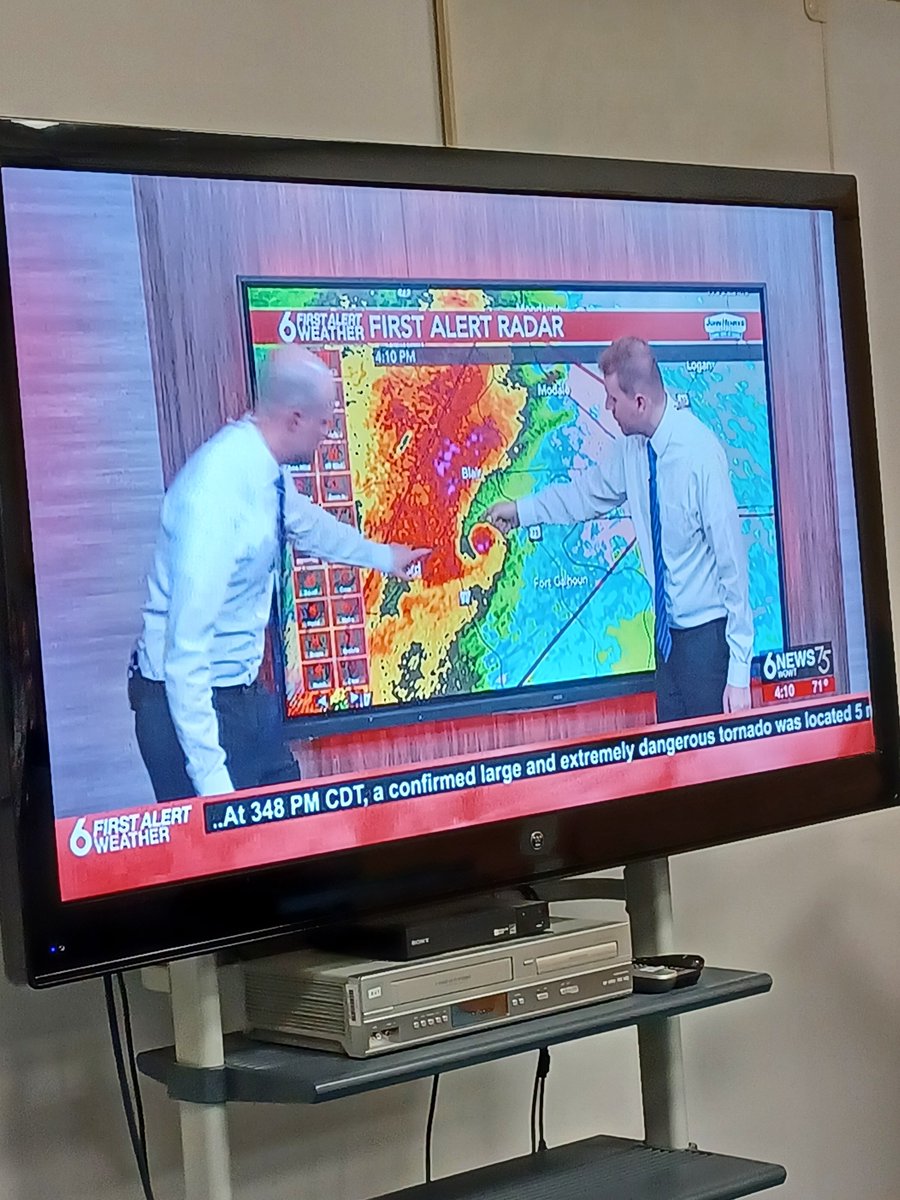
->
xmin=242 ymin=283 xmax=784 ymax=726
xmin=0 ymin=166 xmax=873 ymax=904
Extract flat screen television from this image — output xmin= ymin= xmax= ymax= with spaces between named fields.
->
xmin=0 ymin=119 xmax=896 ymax=986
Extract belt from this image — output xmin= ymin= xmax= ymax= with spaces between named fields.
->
xmin=129 ymin=651 xmax=258 ymax=693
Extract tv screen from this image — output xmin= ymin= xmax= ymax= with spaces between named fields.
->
xmin=0 ymin=122 xmax=896 ymax=984
xmin=242 ymin=281 xmax=785 ymax=731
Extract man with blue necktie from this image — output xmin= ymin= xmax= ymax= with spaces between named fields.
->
xmin=484 ymin=337 xmax=752 ymax=724
xmin=129 ymin=346 xmax=429 ymax=802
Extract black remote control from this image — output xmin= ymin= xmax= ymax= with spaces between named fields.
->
xmin=632 ymin=954 xmax=704 ymax=993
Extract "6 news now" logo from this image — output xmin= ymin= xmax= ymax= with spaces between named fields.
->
xmin=759 ymin=643 xmax=833 ymax=683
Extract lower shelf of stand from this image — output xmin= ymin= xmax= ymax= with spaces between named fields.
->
xmin=137 ymin=966 xmax=770 ymax=1105
xmin=374 ymin=1135 xmax=785 ymax=1200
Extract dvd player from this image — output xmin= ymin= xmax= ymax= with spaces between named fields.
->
xmin=244 ymin=915 xmax=632 ymax=1057
xmin=307 ymin=893 xmax=550 ymax=961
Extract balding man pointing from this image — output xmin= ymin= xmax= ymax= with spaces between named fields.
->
xmin=129 ymin=346 xmax=428 ymax=801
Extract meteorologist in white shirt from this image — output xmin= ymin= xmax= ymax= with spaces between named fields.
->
xmin=129 ymin=345 xmax=428 ymax=802
xmin=485 ymin=337 xmax=753 ymax=724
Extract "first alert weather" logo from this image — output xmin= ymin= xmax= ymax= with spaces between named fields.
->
xmin=68 ymin=804 xmax=193 ymax=857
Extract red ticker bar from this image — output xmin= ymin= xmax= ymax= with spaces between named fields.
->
xmin=760 ymin=676 xmax=835 ymax=704
xmin=55 ymin=694 xmax=872 ymax=902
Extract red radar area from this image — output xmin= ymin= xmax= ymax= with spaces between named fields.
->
xmin=353 ymin=362 xmax=520 ymax=589
xmin=470 ymin=523 xmax=496 ymax=556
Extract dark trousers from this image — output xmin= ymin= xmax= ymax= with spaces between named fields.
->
xmin=655 ymin=617 xmax=729 ymax=724
xmin=128 ymin=666 xmax=300 ymax=802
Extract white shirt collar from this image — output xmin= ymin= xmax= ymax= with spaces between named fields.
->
xmin=649 ymin=396 xmax=675 ymax=457
xmin=242 ymin=415 xmax=282 ymax=486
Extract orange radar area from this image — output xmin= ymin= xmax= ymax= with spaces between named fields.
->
xmin=342 ymin=353 xmax=526 ymax=704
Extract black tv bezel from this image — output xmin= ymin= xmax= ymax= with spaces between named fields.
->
xmin=240 ymin=276 xmax=786 ymax=740
xmin=0 ymin=119 xmax=896 ymax=987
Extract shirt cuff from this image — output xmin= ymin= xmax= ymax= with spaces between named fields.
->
xmin=514 ymin=496 xmax=534 ymax=529
xmin=727 ymin=659 xmax=752 ymax=689
xmin=195 ymin=765 xmax=235 ymax=798
xmin=367 ymin=542 xmax=396 ymax=575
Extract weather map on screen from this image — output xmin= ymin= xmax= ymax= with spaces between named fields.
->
xmin=243 ymin=283 xmax=784 ymax=724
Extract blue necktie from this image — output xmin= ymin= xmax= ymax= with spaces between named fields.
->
xmin=647 ymin=443 xmax=672 ymax=663
xmin=275 ymin=473 xmax=286 ymax=546
xmin=272 ymin=473 xmax=287 ymax=625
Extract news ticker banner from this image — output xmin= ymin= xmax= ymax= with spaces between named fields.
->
xmin=55 ymin=695 xmax=874 ymax=902
xmin=249 ymin=308 xmax=765 ymax=349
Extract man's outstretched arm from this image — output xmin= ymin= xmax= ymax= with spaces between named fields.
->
xmin=283 ymin=477 xmax=429 ymax=580
xmin=485 ymin=446 xmax=628 ymax=534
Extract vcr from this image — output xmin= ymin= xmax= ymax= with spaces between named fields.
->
xmin=244 ymin=915 xmax=632 ymax=1057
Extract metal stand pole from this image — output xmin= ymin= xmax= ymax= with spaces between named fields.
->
xmin=624 ymin=857 xmax=689 ymax=1150
xmin=169 ymin=956 xmax=233 ymax=1200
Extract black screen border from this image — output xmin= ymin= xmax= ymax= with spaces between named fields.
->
xmin=0 ymin=120 xmax=895 ymax=986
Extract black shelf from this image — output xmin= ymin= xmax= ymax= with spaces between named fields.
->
xmin=376 ymin=1135 xmax=785 ymax=1200
xmin=138 ymin=966 xmax=771 ymax=1106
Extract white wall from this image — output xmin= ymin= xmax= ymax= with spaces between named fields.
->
xmin=444 ymin=0 xmax=832 ymax=169
xmin=2 ymin=2 xmax=900 ymax=1198
xmin=0 ymin=0 xmax=442 ymax=142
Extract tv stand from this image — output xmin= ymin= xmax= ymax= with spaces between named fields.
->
xmin=625 ymin=857 xmax=689 ymax=1148
xmin=138 ymin=858 xmax=785 ymax=1200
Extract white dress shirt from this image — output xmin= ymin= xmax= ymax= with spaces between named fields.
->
xmin=136 ymin=417 xmax=393 ymax=797
xmin=516 ymin=399 xmax=753 ymax=690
